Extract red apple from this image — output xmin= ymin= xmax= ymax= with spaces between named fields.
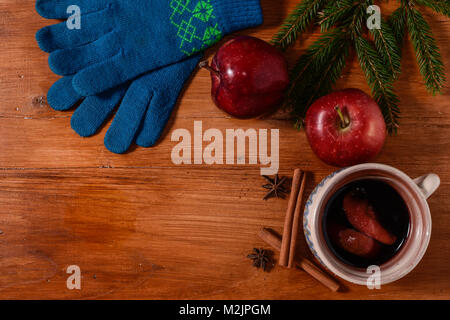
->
xmin=304 ymin=89 xmax=386 ymax=167
xmin=343 ymin=192 xmax=397 ymax=245
xmin=328 ymin=223 xmax=381 ymax=259
xmin=201 ymin=36 xmax=289 ymax=118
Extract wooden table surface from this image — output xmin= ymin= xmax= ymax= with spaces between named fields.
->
xmin=0 ymin=0 xmax=449 ymax=300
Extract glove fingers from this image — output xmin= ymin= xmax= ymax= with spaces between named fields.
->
xmin=134 ymin=90 xmax=175 ymax=148
xmin=72 ymin=51 xmax=137 ymax=96
xmin=104 ymin=82 xmax=153 ymax=154
xmin=47 ymin=76 xmax=82 ymax=111
xmin=36 ymin=11 xmax=111 ymax=53
xmin=71 ymin=48 xmax=186 ymax=97
xmin=136 ymin=56 xmax=201 ymax=147
xmin=71 ymin=86 xmax=126 ymax=137
xmin=36 ymin=0 xmax=109 ymax=19
xmin=49 ymin=31 xmax=120 ymax=75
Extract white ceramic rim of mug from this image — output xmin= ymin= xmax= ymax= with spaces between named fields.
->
xmin=307 ymin=163 xmax=432 ymax=285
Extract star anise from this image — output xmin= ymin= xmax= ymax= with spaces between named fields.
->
xmin=262 ymin=174 xmax=288 ymax=200
xmin=247 ymin=248 xmax=273 ymax=272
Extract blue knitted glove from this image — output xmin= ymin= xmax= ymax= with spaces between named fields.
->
xmin=48 ymin=55 xmax=201 ymax=154
xmin=36 ymin=0 xmax=263 ymax=96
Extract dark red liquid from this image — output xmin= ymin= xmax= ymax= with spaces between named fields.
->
xmin=323 ymin=179 xmax=410 ymax=268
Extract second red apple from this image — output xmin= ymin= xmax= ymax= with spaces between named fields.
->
xmin=202 ymin=36 xmax=289 ymax=118
xmin=304 ymin=89 xmax=387 ymax=167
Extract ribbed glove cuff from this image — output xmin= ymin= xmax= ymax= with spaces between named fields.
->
xmin=212 ymin=0 xmax=263 ymax=34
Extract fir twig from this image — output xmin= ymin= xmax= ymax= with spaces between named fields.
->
xmin=406 ymin=5 xmax=446 ymax=94
xmin=287 ymin=29 xmax=350 ymax=125
xmin=414 ymin=0 xmax=450 ymax=17
xmin=389 ymin=5 xmax=408 ymax=45
xmin=277 ymin=0 xmax=448 ymax=133
xmin=355 ymin=36 xmax=400 ymax=133
xmin=370 ymin=18 xmax=402 ymax=79
xmin=271 ymin=0 xmax=329 ymax=50
xmin=347 ymin=0 xmax=372 ymax=38
xmin=319 ymin=0 xmax=355 ymax=32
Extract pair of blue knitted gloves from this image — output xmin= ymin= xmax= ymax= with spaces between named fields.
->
xmin=35 ymin=0 xmax=263 ymax=153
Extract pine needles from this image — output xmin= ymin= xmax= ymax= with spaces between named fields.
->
xmin=273 ymin=0 xmax=448 ymax=133
xmin=355 ymin=36 xmax=401 ymax=132
xmin=271 ymin=0 xmax=329 ymax=50
xmin=415 ymin=0 xmax=450 ymax=18
xmin=389 ymin=6 xmax=407 ymax=44
xmin=406 ymin=4 xmax=446 ymax=94
xmin=288 ymin=29 xmax=350 ymax=126
xmin=370 ymin=18 xmax=402 ymax=79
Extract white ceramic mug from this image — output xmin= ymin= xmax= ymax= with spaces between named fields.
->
xmin=303 ymin=163 xmax=440 ymax=285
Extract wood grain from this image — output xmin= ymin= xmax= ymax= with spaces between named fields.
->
xmin=0 ymin=1 xmax=449 ymax=299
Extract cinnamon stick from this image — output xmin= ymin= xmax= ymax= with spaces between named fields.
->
xmin=288 ymin=171 xmax=307 ymax=268
xmin=258 ymin=227 xmax=340 ymax=292
xmin=279 ymin=169 xmax=302 ymax=266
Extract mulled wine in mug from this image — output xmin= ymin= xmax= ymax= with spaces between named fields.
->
xmin=303 ymin=163 xmax=440 ymax=285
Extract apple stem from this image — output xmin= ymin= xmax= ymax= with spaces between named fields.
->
xmin=335 ymin=105 xmax=350 ymax=129
xmin=199 ymin=60 xmax=220 ymax=76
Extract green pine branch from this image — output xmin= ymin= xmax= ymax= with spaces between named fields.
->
xmin=271 ymin=0 xmax=329 ymax=50
xmin=406 ymin=5 xmax=446 ymax=94
xmin=414 ymin=0 xmax=450 ymax=17
xmin=319 ymin=0 xmax=355 ymax=32
xmin=389 ymin=5 xmax=408 ymax=45
xmin=347 ymin=0 xmax=372 ymax=38
xmin=276 ymin=0 xmax=448 ymax=133
xmin=354 ymin=36 xmax=401 ymax=133
xmin=286 ymin=29 xmax=350 ymax=126
xmin=370 ymin=18 xmax=402 ymax=79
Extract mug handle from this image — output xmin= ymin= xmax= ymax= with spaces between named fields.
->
xmin=413 ymin=173 xmax=440 ymax=199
